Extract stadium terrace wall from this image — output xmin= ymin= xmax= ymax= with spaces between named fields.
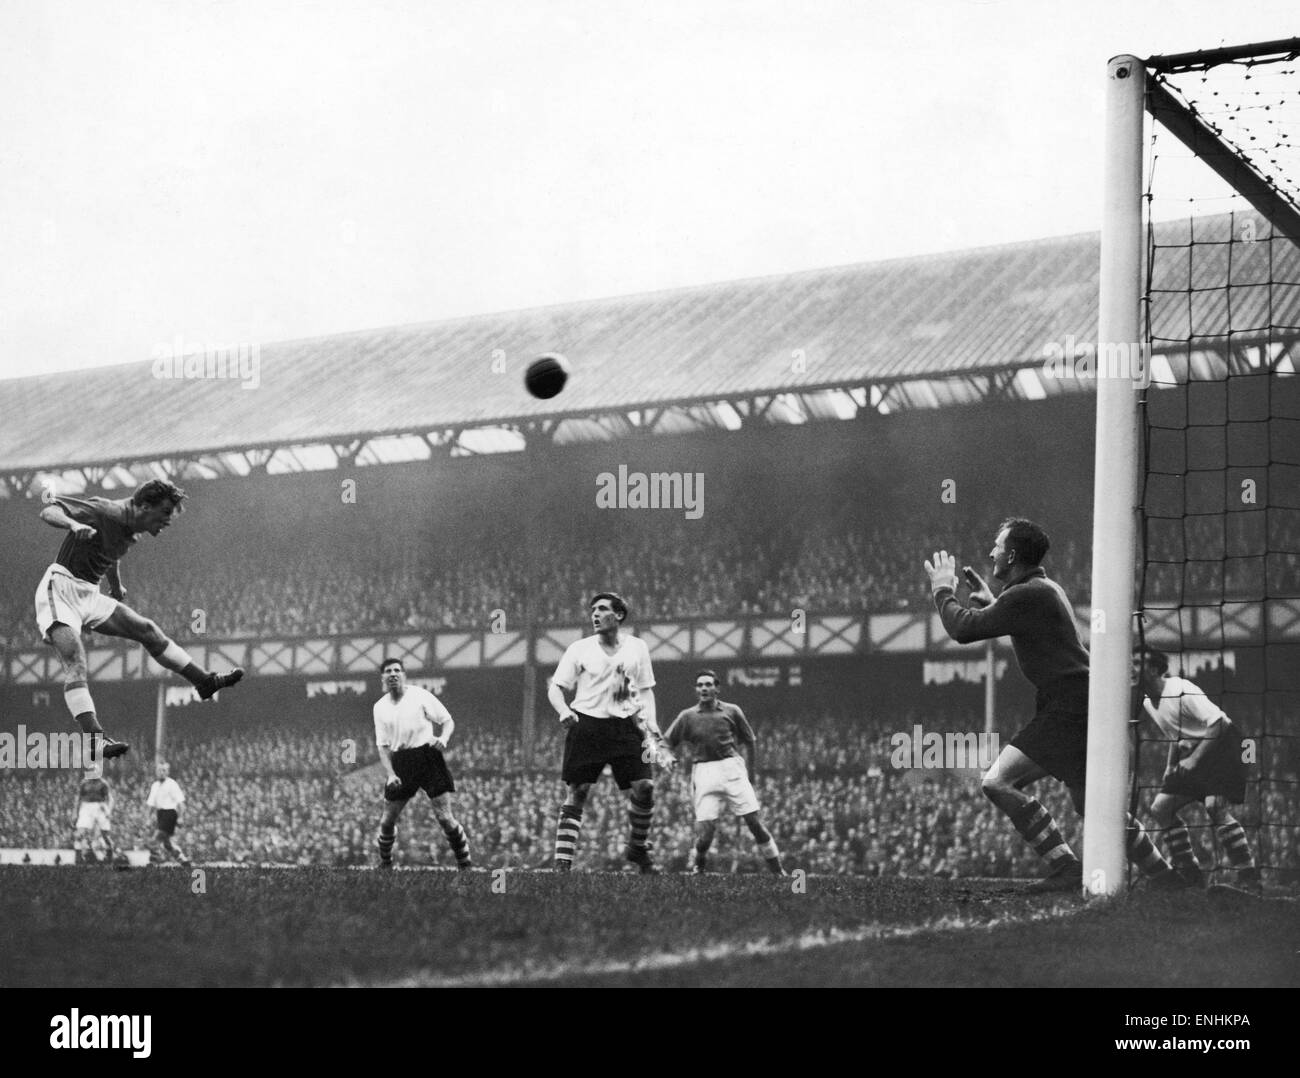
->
xmin=4 ymin=649 xmax=1290 ymax=747
xmin=0 ymin=654 xmax=1038 ymax=744
xmin=6 ymin=601 xmax=1299 ymax=687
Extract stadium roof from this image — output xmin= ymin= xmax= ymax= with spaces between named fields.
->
xmin=2 ymin=212 xmax=1297 ymax=489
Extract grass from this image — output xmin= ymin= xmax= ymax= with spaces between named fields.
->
xmin=0 ymin=865 xmax=1295 ymax=988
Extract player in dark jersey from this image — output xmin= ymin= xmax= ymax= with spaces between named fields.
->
xmin=925 ymin=517 xmax=1179 ymax=893
xmin=35 ymin=479 xmax=244 ymax=760
xmin=664 ymin=670 xmax=786 ymax=875
xmin=74 ymin=770 xmax=115 ymax=865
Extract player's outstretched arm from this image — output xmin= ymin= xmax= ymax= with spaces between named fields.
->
xmin=926 ymin=552 xmax=1028 ymax=644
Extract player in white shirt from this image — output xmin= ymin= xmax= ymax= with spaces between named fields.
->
xmin=373 ymin=657 xmax=472 ymax=870
xmin=1134 ymin=650 xmax=1258 ymax=887
xmin=548 ymin=592 xmax=675 ymax=873
xmin=146 ymin=761 xmax=190 ymax=868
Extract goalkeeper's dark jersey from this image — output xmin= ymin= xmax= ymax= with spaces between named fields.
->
xmin=665 ymin=702 xmax=755 ymax=763
xmin=50 ymin=496 xmax=138 ymax=585
xmin=78 ymin=776 xmax=110 ymax=803
xmin=932 ymin=567 xmax=1089 ymax=701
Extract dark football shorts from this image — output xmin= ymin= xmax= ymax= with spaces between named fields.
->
xmin=1161 ymin=720 xmax=1248 ymax=803
xmin=562 ymin=712 xmax=650 ymax=789
xmin=385 ymin=744 xmax=455 ymax=802
xmin=155 ymin=809 xmax=179 ymax=835
xmin=1010 ymin=687 xmax=1089 ymax=790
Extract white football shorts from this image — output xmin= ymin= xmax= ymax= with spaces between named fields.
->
xmin=35 ymin=565 xmax=118 ymax=640
xmin=75 ymin=802 xmax=112 ymax=831
xmin=691 ymin=757 xmax=760 ymax=822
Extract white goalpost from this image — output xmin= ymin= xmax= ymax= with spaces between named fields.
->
xmin=1087 ymin=38 xmax=1300 ymax=896
xmin=1084 ymin=54 xmax=1145 ymax=898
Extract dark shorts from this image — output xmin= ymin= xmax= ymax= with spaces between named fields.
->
xmin=1009 ymin=688 xmax=1089 ymax=790
xmin=1161 ymin=721 xmax=1248 ymax=803
xmin=155 ymin=809 xmax=179 ymax=835
xmin=562 ymin=713 xmax=651 ymax=789
xmin=385 ymin=744 xmax=455 ymax=802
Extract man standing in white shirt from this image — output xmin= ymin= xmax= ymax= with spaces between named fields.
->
xmin=549 ymin=592 xmax=674 ymax=874
xmin=1134 ymin=650 xmax=1258 ymax=887
xmin=373 ymin=658 xmax=472 ymax=870
xmin=146 ymin=760 xmax=190 ymax=868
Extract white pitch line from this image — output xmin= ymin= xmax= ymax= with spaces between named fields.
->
xmin=339 ymin=902 xmax=1082 ymax=988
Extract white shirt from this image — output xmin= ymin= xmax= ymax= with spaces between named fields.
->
xmin=552 ymin=633 xmax=655 ymax=718
xmin=373 ymin=684 xmax=452 ymax=751
xmin=147 ymin=777 xmax=185 ymax=811
xmin=1143 ymin=676 xmax=1227 ymax=741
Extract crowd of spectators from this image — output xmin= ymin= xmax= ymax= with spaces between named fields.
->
xmin=5 ymin=481 xmax=1295 ymax=651
xmin=1 ymin=514 xmax=1098 ymax=647
xmin=3 ymin=715 xmax=1296 ymax=880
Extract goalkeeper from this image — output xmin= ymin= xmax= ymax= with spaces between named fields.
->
xmin=925 ymin=517 xmax=1180 ymax=892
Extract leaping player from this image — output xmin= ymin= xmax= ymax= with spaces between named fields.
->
xmin=664 ymin=669 xmax=786 ymax=876
xmin=35 ymin=479 xmax=244 ymax=759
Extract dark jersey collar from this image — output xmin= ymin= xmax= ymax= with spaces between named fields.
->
xmin=1002 ymin=566 xmax=1047 ymax=591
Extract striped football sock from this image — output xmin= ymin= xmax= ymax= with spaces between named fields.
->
xmin=377 ymin=822 xmax=396 ymax=865
xmin=440 ymin=818 xmax=471 ymax=866
xmin=1126 ymin=815 xmax=1174 ymax=877
xmin=1214 ymin=814 xmax=1258 ymax=881
xmin=1162 ymin=821 xmax=1201 ymax=874
xmin=1008 ymin=799 xmax=1077 ymax=868
xmin=554 ymin=805 xmax=582 ymax=868
xmin=627 ymin=790 xmax=654 ymax=852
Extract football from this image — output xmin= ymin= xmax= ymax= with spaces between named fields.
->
xmin=524 ymin=353 xmax=571 ymax=399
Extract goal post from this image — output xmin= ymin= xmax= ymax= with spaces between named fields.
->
xmin=1085 ymin=54 xmax=1146 ymax=898
xmin=1087 ymin=38 xmax=1300 ymax=897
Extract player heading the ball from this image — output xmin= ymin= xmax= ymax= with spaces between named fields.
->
xmin=549 ymin=591 xmax=675 ymax=873
xmin=35 ymin=479 xmax=245 ymax=761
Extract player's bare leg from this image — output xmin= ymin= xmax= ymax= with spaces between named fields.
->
xmin=1151 ymin=791 xmax=1204 ymax=885
xmin=1205 ymin=795 xmax=1259 ymax=887
xmin=429 ymin=793 xmax=472 ymax=870
xmin=96 ymin=604 xmax=243 ymax=700
xmin=376 ymin=798 xmax=404 ymax=868
xmin=47 ymin=623 xmax=129 ymax=760
xmin=554 ymin=782 xmax=592 ymax=871
xmin=982 ymin=745 xmax=1080 ymax=889
xmin=691 ymin=820 xmax=717 ymax=874
xmin=740 ymin=811 xmax=787 ymax=875
xmin=624 ymin=777 xmax=657 ymax=874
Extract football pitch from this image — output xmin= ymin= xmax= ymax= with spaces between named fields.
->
xmin=1 ymin=865 xmax=1296 ymax=988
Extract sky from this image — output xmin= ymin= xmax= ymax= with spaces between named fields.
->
xmin=1 ymin=0 xmax=1296 ymax=381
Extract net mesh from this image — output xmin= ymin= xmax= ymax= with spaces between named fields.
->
xmin=1136 ymin=44 xmax=1300 ymax=887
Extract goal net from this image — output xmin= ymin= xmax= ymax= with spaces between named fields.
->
xmin=1089 ymin=39 xmax=1300 ymax=894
